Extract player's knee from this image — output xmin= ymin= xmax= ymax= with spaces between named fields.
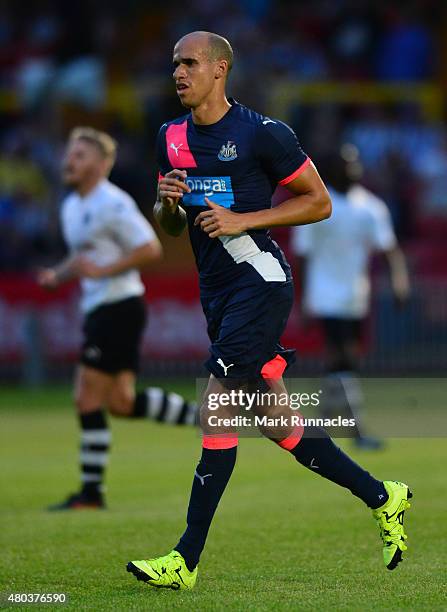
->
xmin=74 ymin=380 xmax=109 ymax=414
xmin=107 ymin=389 xmax=134 ymax=416
xmin=74 ymin=389 xmax=100 ymax=414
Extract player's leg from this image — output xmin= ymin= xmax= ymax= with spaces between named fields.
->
xmin=320 ymin=317 xmax=364 ymax=435
xmin=106 ymin=371 xmax=197 ymax=423
xmin=321 ymin=317 xmax=383 ymax=448
xmin=127 ymin=374 xmax=236 ymax=589
xmin=150 ymin=282 xmax=294 ymax=579
xmin=132 ymin=387 xmax=198 ymax=424
xmin=48 ymin=364 xmax=113 ymax=510
xmin=173 ymin=375 xmax=238 ymax=571
xmin=259 ymin=374 xmax=388 ymax=507
xmin=48 ymin=300 xmax=121 ymax=511
xmin=74 ymin=365 xmax=114 ymax=504
xmin=160 ymin=282 xmax=293 ymax=575
xmin=105 ymin=297 xmax=197 ymax=424
xmin=257 ymin=372 xmax=411 ymax=569
xmin=106 ymin=370 xmax=137 ymax=417
xmin=145 ymin=282 xmax=295 ymax=579
xmin=127 ymin=284 xmax=249 ymax=589
xmin=246 ymin=283 xmax=410 ymax=570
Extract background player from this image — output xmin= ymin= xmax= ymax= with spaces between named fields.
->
xmin=38 ymin=127 xmax=197 ymax=510
xmin=292 ymin=148 xmax=410 ymax=449
xmin=126 ymin=32 xmax=412 ymax=590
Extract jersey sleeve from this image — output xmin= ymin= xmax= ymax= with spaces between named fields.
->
xmin=368 ymin=199 xmax=397 ymax=252
xmin=256 ymin=120 xmax=310 ymax=185
xmin=108 ymin=196 xmax=157 ymax=251
xmin=156 ymin=123 xmax=170 ymax=178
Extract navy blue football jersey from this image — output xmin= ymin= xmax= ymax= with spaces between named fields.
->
xmin=156 ymin=99 xmax=309 ymax=293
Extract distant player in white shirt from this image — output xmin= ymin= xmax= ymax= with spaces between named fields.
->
xmin=38 ymin=127 xmax=197 ymax=510
xmin=291 ymin=147 xmax=410 ymax=449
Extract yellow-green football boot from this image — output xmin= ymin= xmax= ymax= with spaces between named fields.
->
xmin=373 ymin=480 xmax=413 ymax=570
xmin=127 ymin=550 xmax=197 ymax=590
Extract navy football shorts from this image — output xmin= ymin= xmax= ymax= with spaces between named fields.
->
xmin=202 ymin=279 xmax=295 ymax=385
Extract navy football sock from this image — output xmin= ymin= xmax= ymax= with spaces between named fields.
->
xmin=175 ymin=446 xmax=237 ymax=571
xmin=291 ymin=426 xmax=388 ymax=509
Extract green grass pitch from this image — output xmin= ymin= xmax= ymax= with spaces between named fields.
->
xmin=1 ymin=382 xmax=446 ymax=611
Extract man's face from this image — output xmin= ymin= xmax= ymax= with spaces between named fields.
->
xmin=62 ymin=139 xmax=105 ymax=188
xmin=172 ymin=36 xmax=218 ymax=108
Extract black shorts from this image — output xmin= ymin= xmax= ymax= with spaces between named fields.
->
xmin=320 ymin=317 xmax=364 ymax=352
xmin=81 ymin=296 xmax=147 ymax=374
xmin=202 ymin=279 xmax=296 ymax=384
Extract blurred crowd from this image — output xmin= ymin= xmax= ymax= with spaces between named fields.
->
xmin=0 ymin=0 xmax=446 ymax=271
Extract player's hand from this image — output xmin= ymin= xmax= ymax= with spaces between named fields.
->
xmin=72 ymin=256 xmax=108 ymax=279
xmin=36 ymin=268 xmax=59 ymax=290
xmin=194 ymin=198 xmax=247 ymax=237
xmin=159 ymin=169 xmax=191 ymax=213
xmin=392 ymin=278 xmax=410 ymax=309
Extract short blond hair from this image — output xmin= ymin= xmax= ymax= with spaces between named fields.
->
xmin=69 ymin=127 xmax=117 ymax=164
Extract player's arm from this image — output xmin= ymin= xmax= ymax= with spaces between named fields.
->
xmin=195 ymin=163 xmax=331 ymax=237
xmin=383 ymin=246 xmax=410 ymax=307
xmin=243 ymin=163 xmax=331 ymax=230
xmin=74 ymin=240 xmax=162 ymax=279
xmin=73 ymin=196 xmax=163 ymax=279
xmin=38 ymin=201 xmax=81 ymax=289
xmin=154 ymin=170 xmax=190 ymax=237
xmin=37 ymin=255 xmax=80 ymax=289
xmin=368 ymin=196 xmax=410 ymax=307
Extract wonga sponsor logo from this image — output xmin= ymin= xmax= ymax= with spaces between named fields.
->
xmin=182 ymin=176 xmax=235 ymax=208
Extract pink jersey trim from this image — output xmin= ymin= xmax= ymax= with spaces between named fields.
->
xmin=166 ymin=121 xmax=198 ymax=168
xmin=278 ymin=157 xmax=311 ymax=186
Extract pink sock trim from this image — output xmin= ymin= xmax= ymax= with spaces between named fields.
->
xmin=202 ymin=434 xmax=239 ymax=450
xmin=277 ymin=425 xmax=305 ymax=451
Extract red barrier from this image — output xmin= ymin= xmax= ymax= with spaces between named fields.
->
xmin=0 ymin=274 xmax=324 ymax=362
